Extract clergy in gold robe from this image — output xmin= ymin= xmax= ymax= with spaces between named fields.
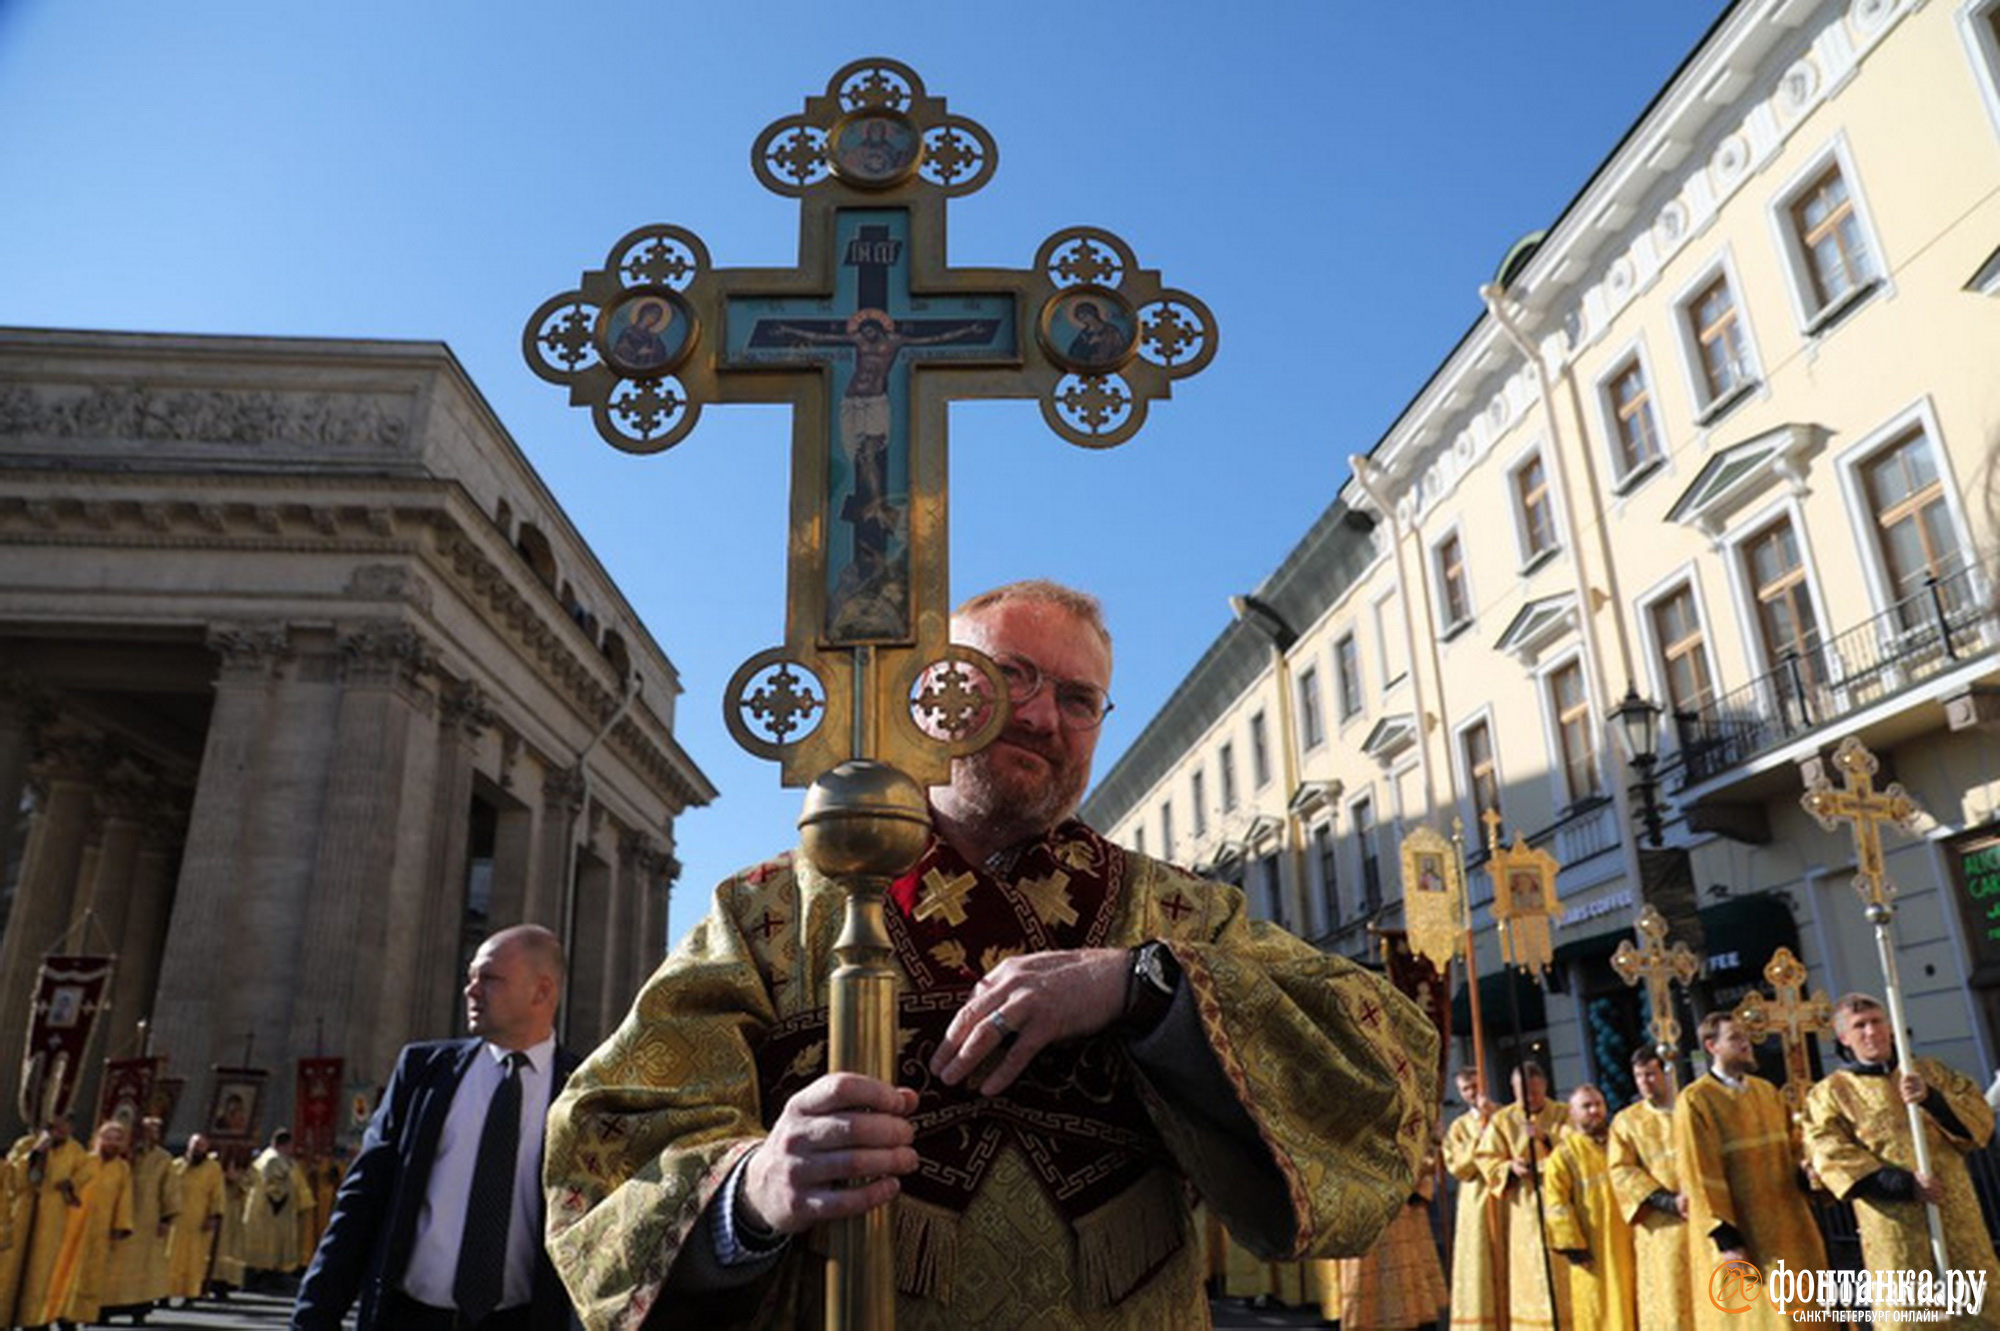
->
xmin=1473 ymin=1062 xmax=1571 ymax=1331
xmin=102 ymin=1116 xmax=178 ymax=1311
xmin=211 ymin=1152 xmax=248 ymax=1292
xmin=1801 ymin=994 xmax=2000 ymax=1327
xmin=1607 ymin=1050 xmax=1692 ymax=1330
xmin=1676 ymin=1012 xmax=1827 ymax=1330
xmin=11 ymin=1116 xmax=86 ymax=1327
xmin=1339 ymin=1140 xmax=1448 ymax=1329
xmin=1444 ymin=1068 xmax=1503 ymax=1329
xmin=44 ymin=1120 xmax=135 ymax=1325
xmin=241 ymin=1129 xmax=301 ymax=1280
xmin=286 ymin=1155 xmax=315 ymax=1274
xmin=543 ymin=582 xmax=1440 ymax=1331
xmin=1547 ymin=1085 xmax=1636 ymax=1331
xmin=0 ymin=1129 xmax=40 ymax=1324
xmin=166 ymin=1134 xmax=225 ymax=1303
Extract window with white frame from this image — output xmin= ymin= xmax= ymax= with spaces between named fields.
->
xmin=1335 ymin=632 xmax=1364 ymax=720
xmin=1352 ymin=796 xmax=1381 ymax=914
xmin=1159 ymin=800 xmax=1176 ymax=861
xmin=1460 ymin=717 xmax=1501 ymax=834
xmin=1679 ymin=267 xmax=1757 ymax=415
xmin=1649 ymin=582 xmax=1718 ymax=723
xmin=1547 ymin=659 xmax=1602 ymax=805
xmin=1250 ymin=711 xmax=1272 ymax=787
xmin=1296 ymin=664 xmax=1325 ymax=751
xmin=1219 ymin=740 xmax=1239 ymax=812
xmin=1189 ymin=769 xmax=1207 ymax=839
xmin=1957 ymin=0 xmax=2000 ymax=140
xmin=1604 ymin=354 xmax=1664 ymax=482
xmin=1314 ymin=821 xmax=1341 ymax=931
xmin=1857 ymin=426 xmax=1975 ymax=625
xmin=1791 ymin=165 xmax=1872 ymax=309
xmin=1257 ymin=854 xmax=1285 ymax=928
xmin=1741 ymin=513 xmax=1828 ymax=698
xmin=1132 ymin=825 xmax=1146 ymax=857
xmin=1512 ymin=452 xmax=1559 ymax=563
xmin=1434 ymin=530 xmax=1473 ymax=633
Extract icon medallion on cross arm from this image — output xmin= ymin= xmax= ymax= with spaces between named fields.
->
xmin=524 ymin=57 xmax=1218 ymax=789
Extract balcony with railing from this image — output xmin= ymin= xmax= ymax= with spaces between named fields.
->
xmin=1670 ymin=566 xmax=1997 ymax=789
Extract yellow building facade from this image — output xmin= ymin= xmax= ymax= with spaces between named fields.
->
xmin=1084 ymin=0 xmax=2000 ymax=1092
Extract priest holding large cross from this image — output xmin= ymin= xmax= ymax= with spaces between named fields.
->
xmin=527 ymin=60 xmax=1436 ymax=1331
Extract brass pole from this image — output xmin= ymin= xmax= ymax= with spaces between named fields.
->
xmin=799 ymin=761 xmax=932 ymax=1331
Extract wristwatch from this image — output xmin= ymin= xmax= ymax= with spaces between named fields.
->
xmin=1122 ymin=940 xmax=1181 ymax=1036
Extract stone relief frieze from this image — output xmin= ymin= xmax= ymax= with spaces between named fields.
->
xmin=346 ymin=563 xmax=435 ymax=612
xmin=0 ymin=382 xmax=410 ymax=452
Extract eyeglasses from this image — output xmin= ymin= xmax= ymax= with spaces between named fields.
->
xmin=995 ymin=653 xmax=1114 ymax=729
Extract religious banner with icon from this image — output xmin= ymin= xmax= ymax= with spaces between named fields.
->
xmin=96 ymin=1055 xmax=161 ymax=1129
xmin=293 ymin=1056 xmax=344 ymax=1158
xmin=1378 ymin=927 xmax=1453 ymax=1096
xmin=148 ymin=1074 xmax=185 ymax=1129
xmin=205 ymin=1066 xmax=267 ymax=1147
xmin=18 ymin=954 xmax=114 ymax=1127
xmin=1731 ymin=946 xmax=1831 ymax=1121
xmin=1484 ymin=830 xmax=1562 ymax=979
xmin=1399 ymin=825 xmax=1463 ymax=971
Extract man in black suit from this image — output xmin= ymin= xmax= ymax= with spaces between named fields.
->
xmin=292 ymin=924 xmax=580 ymax=1331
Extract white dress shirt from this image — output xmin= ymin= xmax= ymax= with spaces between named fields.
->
xmin=401 ymin=1035 xmax=556 ymax=1311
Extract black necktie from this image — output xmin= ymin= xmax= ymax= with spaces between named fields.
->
xmin=455 ymin=1050 xmax=527 ymax=1325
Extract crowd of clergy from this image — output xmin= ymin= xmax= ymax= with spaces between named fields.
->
xmin=0 ymin=1116 xmax=344 ymax=1328
xmin=1212 ymin=992 xmax=2000 ymax=1329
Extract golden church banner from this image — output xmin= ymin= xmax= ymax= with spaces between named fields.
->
xmin=1398 ymin=825 xmax=1462 ymax=970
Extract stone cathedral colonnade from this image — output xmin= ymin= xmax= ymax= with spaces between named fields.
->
xmin=0 ymin=327 xmax=716 ymax=1139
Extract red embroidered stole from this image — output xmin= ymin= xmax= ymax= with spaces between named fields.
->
xmin=755 ymin=821 xmax=1167 ymax=1227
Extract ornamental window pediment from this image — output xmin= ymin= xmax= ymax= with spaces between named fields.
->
xmin=1665 ymin=423 xmax=1826 ymax=543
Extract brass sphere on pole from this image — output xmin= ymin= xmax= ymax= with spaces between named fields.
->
xmin=799 ymin=760 xmax=931 ymax=1330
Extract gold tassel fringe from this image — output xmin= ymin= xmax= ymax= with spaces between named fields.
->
xmin=1072 ymin=1168 xmax=1189 ymax=1307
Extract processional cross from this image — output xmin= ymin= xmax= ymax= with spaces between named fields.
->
xmin=1609 ymin=904 xmax=1700 ymax=1067
xmin=1730 ymin=946 xmax=1831 ymax=1118
xmin=1801 ymin=734 xmax=1947 ymax=1273
xmin=523 ymin=59 xmax=1216 ymax=1329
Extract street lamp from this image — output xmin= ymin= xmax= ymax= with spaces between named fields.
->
xmin=1609 ymin=682 xmax=1665 ymax=846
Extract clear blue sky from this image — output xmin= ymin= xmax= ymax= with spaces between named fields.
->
xmin=0 ymin=1 xmax=1730 ymax=952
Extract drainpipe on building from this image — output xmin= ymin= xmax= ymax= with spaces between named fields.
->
xmin=1479 ymin=283 xmax=1651 ymax=939
xmin=1230 ymin=596 xmax=1312 ymax=934
xmin=1346 ymin=460 xmax=1443 ymax=820
xmin=561 ymin=672 xmax=642 ymax=1045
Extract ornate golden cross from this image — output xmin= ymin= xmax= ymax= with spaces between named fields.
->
xmin=524 ymin=58 xmax=1217 ymax=790
xmin=1800 ymin=734 xmax=1950 ymax=1273
xmin=1801 ymin=735 xmax=1922 ymax=912
xmin=1610 ymin=905 xmax=1700 ymax=1060
xmin=1730 ymin=946 xmax=1832 ymax=1118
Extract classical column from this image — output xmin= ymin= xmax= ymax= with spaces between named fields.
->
xmin=152 ymin=623 xmax=346 ymax=1136
xmin=0 ymin=678 xmax=52 ymax=899
xmin=72 ymin=760 xmax=155 ymax=1063
xmin=286 ymin=620 xmax=436 ymax=1086
xmin=566 ymin=847 xmax=610 ymax=1047
xmin=104 ymin=798 xmax=186 ymax=1073
xmin=408 ymin=679 xmax=492 ymax=1039
xmin=0 ymin=720 xmax=109 ymax=1134
xmin=487 ymin=796 xmax=536 ymax=931
xmin=533 ymin=764 xmax=584 ymax=932
xmin=150 ymin=624 xmax=285 ymax=1106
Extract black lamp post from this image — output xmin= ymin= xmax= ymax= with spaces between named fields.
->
xmin=1609 ymin=682 xmax=1666 ymax=846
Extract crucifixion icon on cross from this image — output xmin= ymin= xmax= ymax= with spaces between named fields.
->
xmin=524 ymin=57 xmax=1217 ymax=790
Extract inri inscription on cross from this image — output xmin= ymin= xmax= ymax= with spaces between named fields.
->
xmin=524 ymin=57 xmax=1217 ymax=789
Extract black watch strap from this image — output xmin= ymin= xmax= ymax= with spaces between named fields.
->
xmin=1122 ymin=941 xmax=1181 ymax=1037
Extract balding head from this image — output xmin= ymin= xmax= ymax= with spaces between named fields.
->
xmin=465 ymin=924 xmax=565 ymax=1051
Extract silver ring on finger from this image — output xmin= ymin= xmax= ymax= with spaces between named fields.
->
xmin=987 ymin=1010 xmax=1019 ymax=1046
